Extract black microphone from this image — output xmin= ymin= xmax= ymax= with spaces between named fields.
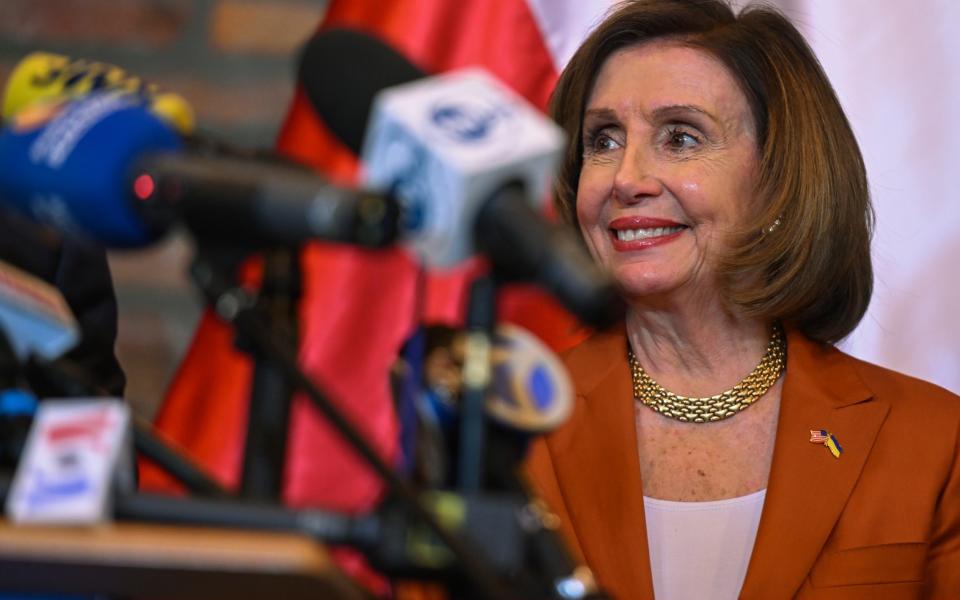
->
xmin=299 ymin=29 xmax=424 ymax=156
xmin=476 ymin=182 xmax=623 ymax=329
xmin=132 ymin=151 xmax=398 ymax=248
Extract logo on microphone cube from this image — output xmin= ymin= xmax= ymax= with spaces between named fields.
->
xmin=5 ymin=399 xmax=132 ymax=524
xmin=487 ymin=324 xmax=573 ymax=433
xmin=428 ymin=95 xmax=512 ymax=146
xmin=376 ymin=126 xmax=434 ymax=235
xmin=415 ymin=71 xmax=525 ymax=162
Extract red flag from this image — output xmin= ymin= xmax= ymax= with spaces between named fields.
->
xmin=140 ymin=0 xmax=587 ymax=514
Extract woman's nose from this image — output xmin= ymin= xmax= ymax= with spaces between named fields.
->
xmin=612 ymin=145 xmax=662 ymax=204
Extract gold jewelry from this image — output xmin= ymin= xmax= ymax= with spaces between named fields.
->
xmin=764 ymin=216 xmax=783 ymax=234
xmin=628 ymin=323 xmax=786 ymax=423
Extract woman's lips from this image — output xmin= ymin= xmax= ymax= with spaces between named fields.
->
xmin=608 ymin=216 xmax=687 ymax=250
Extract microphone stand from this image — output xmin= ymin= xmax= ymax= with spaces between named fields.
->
xmin=184 ymin=242 xmax=300 ymax=502
xmin=452 ymin=266 xmax=609 ymax=600
xmin=175 ymin=191 xmax=610 ymax=597
xmin=238 ymin=246 xmax=301 ymax=500
xmin=188 ymin=244 xmax=513 ymax=600
xmin=456 ymin=274 xmax=496 ymax=493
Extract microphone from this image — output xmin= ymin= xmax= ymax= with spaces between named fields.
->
xmin=0 ymin=93 xmax=398 ymax=248
xmin=298 ymin=29 xmax=623 ymax=328
xmin=5 ymin=398 xmax=134 ymax=524
xmin=132 ymin=151 xmax=398 ymax=248
xmin=485 ymin=323 xmax=573 ymax=435
xmin=0 ymin=262 xmax=79 ymax=477
xmin=398 ymin=323 xmax=602 ymax=599
xmin=398 ymin=323 xmax=572 ymax=488
xmin=0 ymin=263 xmax=133 ymax=524
xmin=0 ymin=259 xmax=79 ymax=362
xmin=3 ymin=51 xmax=194 ymax=134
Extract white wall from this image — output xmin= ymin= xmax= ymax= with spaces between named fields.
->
xmin=789 ymin=0 xmax=960 ymax=392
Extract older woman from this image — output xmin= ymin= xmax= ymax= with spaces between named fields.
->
xmin=526 ymin=1 xmax=960 ymax=599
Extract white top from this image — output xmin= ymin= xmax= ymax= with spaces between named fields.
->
xmin=643 ymin=490 xmax=766 ymax=600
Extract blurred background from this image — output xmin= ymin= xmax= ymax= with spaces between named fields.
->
xmin=0 ymin=0 xmax=329 ymax=419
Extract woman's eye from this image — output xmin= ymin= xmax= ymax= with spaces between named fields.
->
xmin=665 ymin=127 xmax=700 ymax=151
xmin=584 ymin=129 xmax=621 ymax=154
xmin=595 ymin=134 xmax=619 ymax=151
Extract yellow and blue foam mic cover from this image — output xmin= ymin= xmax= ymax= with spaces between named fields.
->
xmin=0 ymin=93 xmax=182 ymax=247
xmin=3 ymin=52 xmax=194 ymax=135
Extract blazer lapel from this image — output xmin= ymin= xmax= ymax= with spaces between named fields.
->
xmin=546 ymin=328 xmax=656 ymax=600
xmin=740 ymin=330 xmax=889 ymax=599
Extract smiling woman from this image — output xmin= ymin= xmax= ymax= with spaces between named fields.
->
xmin=551 ymin=2 xmax=873 ymax=346
xmin=576 ymin=41 xmax=760 ymax=305
xmin=524 ymin=1 xmax=960 ymax=599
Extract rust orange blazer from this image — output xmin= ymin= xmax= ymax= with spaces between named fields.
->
xmin=526 ymin=326 xmax=960 ymax=599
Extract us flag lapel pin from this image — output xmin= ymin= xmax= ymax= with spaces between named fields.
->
xmin=810 ymin=429 xmax=843 ymax=458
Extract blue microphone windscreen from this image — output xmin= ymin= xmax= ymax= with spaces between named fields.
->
xmin=0 ymin=93 xmax=182 ymax=247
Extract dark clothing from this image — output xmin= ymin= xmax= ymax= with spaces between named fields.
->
xmin=0 ymin=213 xmax=125 ymax=396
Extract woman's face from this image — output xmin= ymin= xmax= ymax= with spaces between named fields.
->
xmin=576 ymin=41 xmax=759 ymax=303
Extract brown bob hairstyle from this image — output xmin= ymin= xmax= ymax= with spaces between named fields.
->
xmin=551 ymin=0 xmax=873 ymax=345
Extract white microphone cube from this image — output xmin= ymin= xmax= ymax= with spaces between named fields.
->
xmin=5 ymin=399 xmax=133 ymax=524
xmin=362 ymin=69 xmax=565 ymax=267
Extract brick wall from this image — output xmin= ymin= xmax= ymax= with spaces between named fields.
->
xmin=0 ymin=0 xmax=329 ymax=417
xmin=0 ymin=0 xmax=328 ymax=144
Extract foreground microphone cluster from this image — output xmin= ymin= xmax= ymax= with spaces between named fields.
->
xmin=0 ymin=36 xmax=620 ymax=327
xmin=0 ymin=31 xmax=617 ymax=600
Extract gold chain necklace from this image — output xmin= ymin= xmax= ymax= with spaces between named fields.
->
xmin=628 ymin=323 xmax=786 ymax=423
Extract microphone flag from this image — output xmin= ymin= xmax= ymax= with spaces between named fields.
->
xmin=6 ymin=399 xmax=133 ymax=524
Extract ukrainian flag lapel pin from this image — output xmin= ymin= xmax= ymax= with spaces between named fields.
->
xmin=810 ymin=429 xmax=843 ymax=458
